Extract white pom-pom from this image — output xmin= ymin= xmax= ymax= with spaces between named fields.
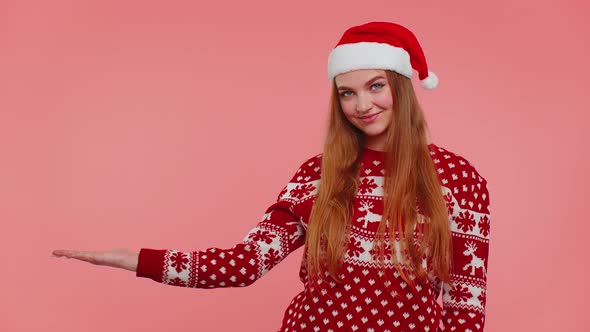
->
xmin=420 ymin=71 xmax=438 ymax=90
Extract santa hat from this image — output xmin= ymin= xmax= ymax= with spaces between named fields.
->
xmin=327 ymin=21 xmax=438 ymax=90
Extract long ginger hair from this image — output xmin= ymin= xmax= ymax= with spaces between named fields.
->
xmin=305 ymin=70 xmax=451 ymax=295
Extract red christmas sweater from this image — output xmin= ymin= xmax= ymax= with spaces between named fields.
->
xmin=136 ymin=143 xmax=491 ymax=332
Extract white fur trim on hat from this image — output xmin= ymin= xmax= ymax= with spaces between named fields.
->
xmin=420 ymin=71 xmax=438 ymax=90
xmin=327 ymin=42 xmax=413 ymax=82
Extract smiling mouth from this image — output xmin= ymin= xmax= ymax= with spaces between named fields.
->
xmin=359 ymin=112 xmax=380 ymax=119
xmin=359 ymin=112 xmax=381 ymax=123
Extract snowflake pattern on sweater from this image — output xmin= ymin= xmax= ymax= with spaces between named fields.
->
xmin=136 ymin=143 xmax=491 ymax=331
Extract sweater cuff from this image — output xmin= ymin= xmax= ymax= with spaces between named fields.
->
xmin=136 ymin=248 xmax=167 ymax=282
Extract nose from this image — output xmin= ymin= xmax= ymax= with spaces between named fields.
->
xmin=356 ymin=93 xmax=372 ymax=113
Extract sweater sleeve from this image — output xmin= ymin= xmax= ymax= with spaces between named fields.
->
xmin=135 ymin=157 xmax=319 ymax=288
xmin=440 ymin=175 xmax=490 ymax=331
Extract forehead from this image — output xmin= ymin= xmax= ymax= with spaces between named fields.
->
xmin=334 ymin=69 xmax=386 ymax=87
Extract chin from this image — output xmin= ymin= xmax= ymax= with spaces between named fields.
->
xmin=364 ymin=131 xmax=387 ymax=138
xmin=359 ymin=124 xmax=388 ymax=137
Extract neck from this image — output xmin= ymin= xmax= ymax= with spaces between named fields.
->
xmin=363 ymin=135 xmax=386 ymax=152
xmin=363 ymin=132 xmax=433 ymax=152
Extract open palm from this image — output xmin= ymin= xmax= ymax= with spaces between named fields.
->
xmin=52 ymin=248 xmax=139 ymax=272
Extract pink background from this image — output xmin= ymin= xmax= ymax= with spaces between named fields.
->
xmin=1 ymin=0 xmax=588 ymax=331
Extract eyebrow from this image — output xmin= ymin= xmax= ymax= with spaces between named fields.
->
xmin=336 ymin=75 xmax=386 ymax=91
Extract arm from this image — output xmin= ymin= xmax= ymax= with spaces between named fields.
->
xmin=136 ymin=157 xmax=318 ymax=288
xmin=440 ymin=176 xmax=491 ymax=331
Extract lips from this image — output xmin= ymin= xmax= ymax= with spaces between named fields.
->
xmin=359 ymin=112 xmax=381 ymax=123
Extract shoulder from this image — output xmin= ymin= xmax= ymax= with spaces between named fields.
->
xmin=429 ymin=143 xmax=489 ymax=214
xmin=428 ymin=143 xmax=487 ymax=182
xmin=288 ymin=152 xmax=323 ymax=184
xmin=275 ymin=153 xmax=322 ymax=204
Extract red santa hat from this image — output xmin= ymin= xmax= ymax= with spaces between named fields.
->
xmin=327 ymin=21 xmax=439 ymax=90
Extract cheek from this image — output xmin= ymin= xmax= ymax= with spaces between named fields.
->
xmin=339 ymin=100 xmax=357 ymax=118
xmin=374 ymin=92 xmax=393 ymax=109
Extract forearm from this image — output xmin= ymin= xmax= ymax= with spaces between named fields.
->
xmin=136 ymin=243 xmax=262 ymax=288
xmin=136 ymin=202 xmax=305 ymax=288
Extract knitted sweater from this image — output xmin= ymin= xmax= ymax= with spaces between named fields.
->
xmin=136 ymin=143 xmax=491 ymax=331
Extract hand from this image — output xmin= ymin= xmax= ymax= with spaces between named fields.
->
xmin=52 ymin=248 xmax=139 ymax=272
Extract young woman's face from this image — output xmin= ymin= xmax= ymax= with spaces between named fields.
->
xmin=334 ymin=69 xmax=394 ymax=149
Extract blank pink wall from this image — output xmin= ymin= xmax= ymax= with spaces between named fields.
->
xmin=1 ymin=0 xmax=588 ymax=331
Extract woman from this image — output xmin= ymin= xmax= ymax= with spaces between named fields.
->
xmin=53 ymin=21 xmax=490 ymax=331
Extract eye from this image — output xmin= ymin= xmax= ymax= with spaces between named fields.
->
xmin=371 ymin=83 xmax=385 ymax=90
xmin=338 ymin=82 xmax=385 ymax=98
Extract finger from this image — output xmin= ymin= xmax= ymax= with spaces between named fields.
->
xmin=53 ymin=249 xmax=84 ymax=258
xmin=53 ymin=250 xmax=98 ymax=264
xmin=67 ymin=250 xmax=97 ymax=263
xmin=52 ymin=249 xmax=73 ymax=257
